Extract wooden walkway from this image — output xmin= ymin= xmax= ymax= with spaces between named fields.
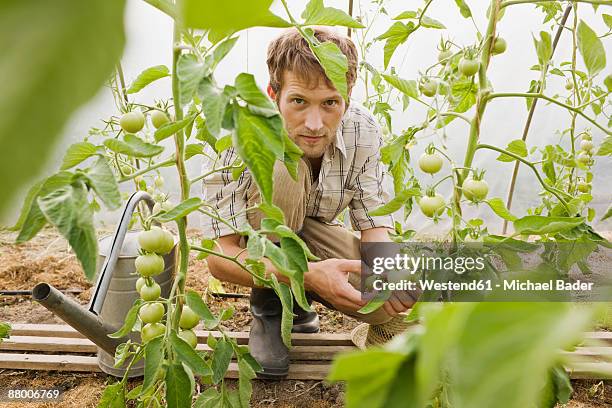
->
xmin=1 ymin=324 xmax=611 ymax=380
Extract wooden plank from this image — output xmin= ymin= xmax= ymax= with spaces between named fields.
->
xmin=7 ymin=324 xmax=354 ymax=346
xmin=583 ymin=331 xmax=612 ymax=345
xmin=566 ymin=362 xmax=612 ymax=379
xmin=0 ymin=336 xmax=355 ymax=361
xmin=0 ymin=353 xmax=101 ymax=372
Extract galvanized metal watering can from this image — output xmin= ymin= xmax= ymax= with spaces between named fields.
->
xmin=32 ymin=191 xmax=177 ymax=377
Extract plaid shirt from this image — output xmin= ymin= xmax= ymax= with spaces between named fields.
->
xmin=201 ymin=104 xmax=394 ymax=238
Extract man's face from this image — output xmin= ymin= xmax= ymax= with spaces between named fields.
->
xmin=270 ymin=70 xmax=347 ymax=159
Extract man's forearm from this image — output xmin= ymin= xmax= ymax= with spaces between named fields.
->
xmin=360 ymin=226 xmax=393 ymax=243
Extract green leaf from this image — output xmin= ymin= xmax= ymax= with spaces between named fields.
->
xmin=211 ymin=338 xmax=234 ymax=384
xmin=393 ymin=11 xmax=418 ymax=20
xmin=97 ymin=382 xmax=125 ymax=408
xmin=234 ymin=73 xmax=278 ymax=117
xmin=270 ymin=276 xmax=294 ymax=349
xmin=301 ymin=0 xmax=364 ymax=28
xmin=104 ymin=134 xmax=164 ymax=158
xmin=0 ymin=322 xmax=11 ymax=342
xmin=109 ymin=299 xmax=142 ymax=338
xmin=126 ymin=65 xmax=170 ymax=94
xmin=12 ymin=172 xmax=74 ymax=240
xmin=232 ymin=106 xmax=282 ymax=203
xmin=181 ymin=0 xmax=291 ymax=32
xmin=154 ymin=114 xmax=197 ymax=142
xmin=601 ymin=205 xmax=612 ymax=221
xmin=198 ymin=77 xmax=229 ymax=137
xmin=154 ymin=197 xmax=202 ymax=223
xmin=37 ymin=182 xmax=98 ymax=280
xmin=358 ymin=290 xmax=390 ymax=314
xmin=280 ymin=237 xmax=311 ymax=312
xmin=0 ymin=0 xmax=125 ymax=217
xmin=513 ymin=215 xmax=585 ymax=236
xmin=484 ymin=198 xmax=517 ymax=222
xmin=185 ymin=143 xmax=205 ymax=160
xmin=84 ymin=157 xmax=121 ymax=209
xmin=381 ymin=74 xmax=418 ymax=99
xmin=376 ymin=22 xmax=415 ymax=69
xmin=604 ymin=14 xmax=612 ymax=30
xmin=577 ymin=20 xmax=606 ymax=77
xmin=369 ymin=188 xmax=421 ymax=216
xmin=185 ymin=290 xmax=219 ymax=330
xmin=143 ymin=335 xmax=164 ymax=393
xmin=61 ymin=142 xmax=98 ymax=170
xmin=165 ymin=362 xmax=193 ymax=408
xmin=302 ymin=28 xmax=350 ymax=101
xmin=496 ymin=139 xmax=528 ymax=162
xmin=212 ymin=36 xmax=239 ymax=67
xmin=195 ymin=388 xmax=223 ymax=407
xmin=596 ymin=136 xmax=612 ymax=156
xmin=454 ymin=0 xmax=472 ymax=18
xmin=237 ymin=357 xmax=256 ymax=408
xmin=420 ymin=16 xmax=446 ymax=29
xmin=533 ymin=31 xmax=552 ymax=67
xmin=170 ymin=330 xmax=212 ymax=377
xmin=257 ymin=202 xmax=286 ymax=225
xmin=177 ymin=54 xmax=208 ymax=105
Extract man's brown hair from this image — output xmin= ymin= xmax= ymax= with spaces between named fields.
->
xmin=266 ymin=27 xmax=358 ymax=96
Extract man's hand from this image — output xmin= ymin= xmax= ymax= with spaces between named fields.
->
xmin=305 ymin=259 xmax=367 ymax=312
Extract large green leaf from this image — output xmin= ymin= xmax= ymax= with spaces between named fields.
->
xmin=381 ymin=74 xmax=418 ymax=99
xmin=533 ymin=31 xmax=552 ymax=67
xmin=180 ymin=0 xmax=291 ymax=32
xmin=577 ymin=20 xmax=606 ymax=77
xmin=496 ymin=139 xmax=528 ymax=162
xmin=0 ymin=322 xmax=11 ymax=343
xmin=211 ymin=338 xmax=234 ymax=384
xmin=170 ymin=330 xmax=212 ymax=377
xmin=454 ymin=0 xmax=472 ymax=18
xmin=451 ymin=303 xmax=592 ymax=408
xmin=237 ymin=357 xmax=256 ymax=408
xmin=376 ymin=22 xmax=415 ymax=69
xmin=513 ymin=215 xmax=585 ymax=236
xmin=104 ymin=134 xmax=164 ymax=157
xmin=143 ymin=335 xmax=164 ymax=393
xmin=165 ymin=362 xmax=193 ymax=408
xmin=84 ymin=157 xmax=121 ymax=209
xmin=0 ymin=0 xmax=125 ymax=216
xmin=269 ymin=275 xmax=294 ymax=349
xmin=126 ymin=65 xmax=170 ymax=94
xmin=60 ymin=142 xmax=98 ymax=170
xmin=97 ymin=382 xmax=125 ymax=408
xmin=298 ymin=29 xmax=350 ymax=101
xmin=369 ymin=188 xmax=421 ymax=216
xmin=154 ymin=197 xmax=202 ymax=223
xmin=234 ymin=73 xmax=278 ymax=118
xmin=177 ymin=54 xmax=208 ymax=105
xmin=198 ymin=77 xmax=229 ymax=136
xmin=37 ymin=181 xmax=98 ymax=280
xmin=301 ymin=0 xmax=364 ymax=28
xmin=232 ymin=106 xmax=282 ymax=203
xmin=154 ymin=114 xmax=197 ymax=142
xmin=484 ymin=198 xmax=517 ymax=222
xmin=596 ymin=136 xmax=612 ymax=156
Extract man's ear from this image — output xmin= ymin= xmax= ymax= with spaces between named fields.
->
xmin=267 ymin=84 xmax=276 ymax=101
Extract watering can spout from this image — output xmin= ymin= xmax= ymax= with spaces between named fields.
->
xmin=32 ymin=282 xmax=123 ymax=355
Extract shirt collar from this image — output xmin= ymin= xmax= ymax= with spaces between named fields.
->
xmin=331 ymin=108 xmax=349 ymax=159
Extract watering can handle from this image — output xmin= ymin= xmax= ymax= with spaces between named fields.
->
xmin=88 ymin=191 xmax=155 ymax=315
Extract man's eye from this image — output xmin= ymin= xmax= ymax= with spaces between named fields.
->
xmin=324 ymin=100 xmax=338 ymax=106
xmin=293 ymin=98 xmax=305 ymax=104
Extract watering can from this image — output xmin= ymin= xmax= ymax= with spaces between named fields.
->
xmin=32 ymin=191 xmax=177 ymax=377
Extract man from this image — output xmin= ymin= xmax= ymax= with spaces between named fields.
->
xmin=203 ymin=27 xmax=415 ymax=378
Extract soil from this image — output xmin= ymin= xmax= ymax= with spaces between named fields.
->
xmin=0 ymin=227 xmax=610 ymax=407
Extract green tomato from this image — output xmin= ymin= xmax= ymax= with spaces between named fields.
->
xmin=120 ymin=164 xmax=134 ymax=175
xmin=150 ymin=110 xmax=170 ymax=129
xmin=577 ymin=182 xmax=590 ymax=193
xmin=492 ymin=37 xmax=507 ymax=55
xmin=419 ymin=80 xmax=438 ymax=97
xmin=418 ymin=153 xmax=443 ymax=174
xmin=135 ymin=253 xmax=165 ymax=277
xmin=418 ymin=194 xmax=446 ymax=218
xmin=138 ymin=227 xmax=175 ymax=255
xmin=179 ymin=305 xmax=200 ymax=329
xmin=139 ymin=302 xmax=165 ymax=324
xmin=438 ymin=49 xmax=453 ymax=64
xmin=462 ymin=179 xmax=489 ymax=202
xmin=179 ymin=329 xmax=198 ymax=348
xmin=136 ymin=277 xmax=147 ymax=293
xmin=119 ymin=111 xmax=145 ymax=133
xmin=141 ymin=322 xmax=165 ymax=343
xmin=459 ymin=57 xmax=480 ymax=76
xmin=139 ymin=281 xmax=162 ymax=301
xmin=580 ymin=140 xmax=593 ymax=152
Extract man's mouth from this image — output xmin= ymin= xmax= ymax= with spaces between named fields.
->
xmin=299 ymin=135 xmax=323 ymax=143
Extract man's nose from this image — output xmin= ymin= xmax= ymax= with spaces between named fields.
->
xmin=304 ymin=107 xmax=324 ymax=133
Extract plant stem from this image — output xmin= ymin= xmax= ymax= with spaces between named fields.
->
xmin=189 ymin=164 xmax=245 ymax=185
xmin=476 ymin=144 xmax=570 ymax=211
xmin=502 ymin=4 xmax=572 ymax=234
xmin=118 ymin=157 xmax=175 ymax=182
xmin=486 ymin=92 xmax=611 ymax=135
xmin=501 ymin=0 xmax=610 ymax=8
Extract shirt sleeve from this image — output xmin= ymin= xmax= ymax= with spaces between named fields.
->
xmin=201 ymin=147 xmax=251 ymax=238
xmin=348 ymin=124 xmax=395 ymax=231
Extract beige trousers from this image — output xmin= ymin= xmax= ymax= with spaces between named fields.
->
xmin=245 ymin=159 xmax=392 ymax=325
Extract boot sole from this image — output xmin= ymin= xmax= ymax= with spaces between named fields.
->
xmin=255 ymin=366 xmax=289 ymax=379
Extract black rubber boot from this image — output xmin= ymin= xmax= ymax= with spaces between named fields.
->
xmin=248 ymin=288 xmax=289 ymax=378
xmin=292 ymin=292 xmax=320 ymax=333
